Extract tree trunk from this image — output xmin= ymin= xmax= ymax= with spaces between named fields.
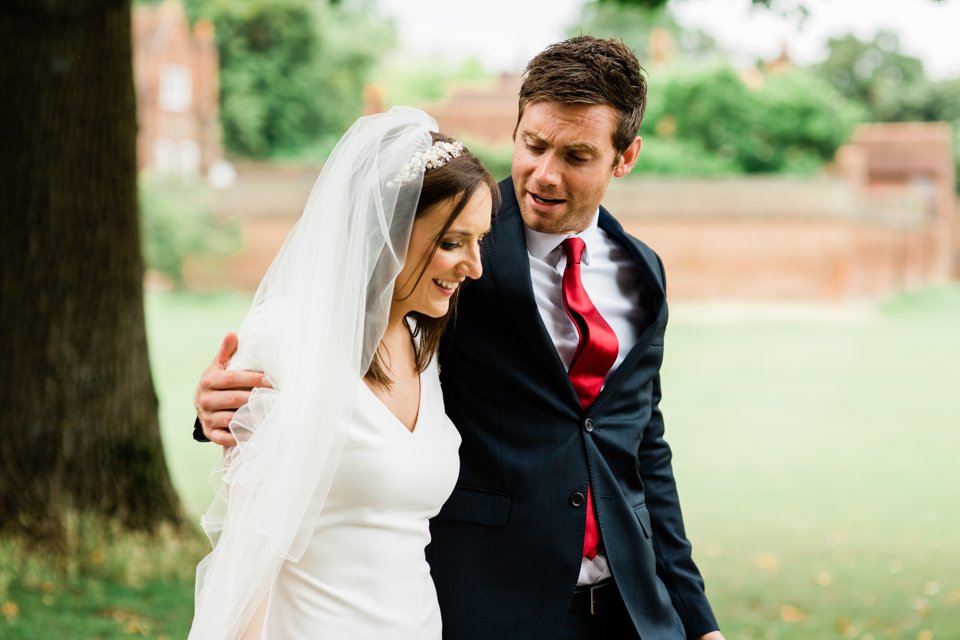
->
xmin=0 ymin=0 xmax=183 ymax=541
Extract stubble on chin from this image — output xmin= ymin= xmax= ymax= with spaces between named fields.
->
xmin=521 ymin=205 xmax=595 ymax=236
xmin=518 ymin=204 xmax=553 ymax=234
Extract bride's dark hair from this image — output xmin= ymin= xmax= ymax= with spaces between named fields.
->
xmin=366 ymin=132 xmax=499 ymax=388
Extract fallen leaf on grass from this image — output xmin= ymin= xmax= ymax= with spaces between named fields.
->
xmin=912 ymin=597 xmax=930 ymax=616
xmin=917 ymin=630 xmax=933 ymax=640
xmin=755 ymin=552 xmax=780 ymax=572
xmin=779 ymin=605 xmax=806 ymax=622
xmin=1 ymin=601 xmax=18 ymax=620
xmin=124 ymin=614 xmax=151 ymax=636
xmin=835 ymin=616 xmax=857 ymax=638
xmin=827 ymin=530 xmax=847 ymax=545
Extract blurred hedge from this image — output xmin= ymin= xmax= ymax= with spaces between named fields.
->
xmin=139 ymin=175 xmax=240 ymax=288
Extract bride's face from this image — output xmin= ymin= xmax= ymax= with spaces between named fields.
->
xmin=392 ymin=187 xmax=493 ymax=319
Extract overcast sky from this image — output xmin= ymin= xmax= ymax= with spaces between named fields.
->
xmin=375 ymin=0 xmax=960 ymax=79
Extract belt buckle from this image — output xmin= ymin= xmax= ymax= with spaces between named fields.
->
xmin=589 ymin=582 xmax=602 ymax=615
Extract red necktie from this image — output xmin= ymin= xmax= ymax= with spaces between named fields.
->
xmin=561 ymin=237 xmax=619 ymax=560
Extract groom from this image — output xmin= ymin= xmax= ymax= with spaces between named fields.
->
xmin=195 ymin=37 xmax=724 ymax=639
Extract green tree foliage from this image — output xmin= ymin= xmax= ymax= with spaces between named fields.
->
xmin=814 ymin=31 xmax=960 ymax=190
xmin=570 ymin=1 xmax=720 ymax=64
xmin=814 ymin=32 xmax=925 ymax=117
xmin=645 ymin=65 xmax=860 ymax=173
xmin=594 ymin=0 xmax=804 ymax=10
xmin=632 ymin=136 xmax=740 ymax=176
xmin=572 ymin=1 xmax=856 ymax=174
xmin=813 ymin=29 xmax=960 ymax=125
xmin=375 ymin=58 xmax=492 ymax=106
xmin=594 ymin=0 xmax=670 ymax=8
xmin=874 ymin=77 xmax=960 ymax=124
xmin=753 ymin=70 xmax=866 ymax=170
xmin=185 ymin=0 xmax=393 ymax=158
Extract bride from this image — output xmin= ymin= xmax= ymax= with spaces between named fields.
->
xmin=189 ymin=107 xmax=497 ymax=639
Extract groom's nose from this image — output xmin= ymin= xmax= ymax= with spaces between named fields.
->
xmin=532 ymin=152 xmax=561 ymax=188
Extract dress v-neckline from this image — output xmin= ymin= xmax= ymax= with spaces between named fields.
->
xmin=361 ymin=373 xmax=423 ymax=434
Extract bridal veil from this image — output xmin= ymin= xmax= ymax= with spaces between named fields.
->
xmin=190 ymin=107 xmax=436 ymax=639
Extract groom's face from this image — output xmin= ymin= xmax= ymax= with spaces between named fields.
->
xmin=512 ymin=101 xmax=641 ymax=235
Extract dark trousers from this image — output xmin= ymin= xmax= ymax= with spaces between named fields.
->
xmin=558 ymin=585 xmax=639 ymax=640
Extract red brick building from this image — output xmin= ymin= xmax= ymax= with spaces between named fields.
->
xmin=133 ymin=0 xmax=221 ymax=176
xmin=420 ymin=74 xmax=521 ymax=145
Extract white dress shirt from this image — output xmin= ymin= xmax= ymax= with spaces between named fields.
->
xmin=524 ymin=210 xmax=648 ymax=585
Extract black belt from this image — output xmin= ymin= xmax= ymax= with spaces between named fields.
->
xmin=569 ymin=579 xmax=618 ymax=615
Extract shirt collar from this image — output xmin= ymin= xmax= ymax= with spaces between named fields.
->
xmin=524 ymin=209 xmax=601 ymax=266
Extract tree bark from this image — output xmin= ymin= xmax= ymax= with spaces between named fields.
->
xmin=0 ymin=0 xmax=183 ymax=541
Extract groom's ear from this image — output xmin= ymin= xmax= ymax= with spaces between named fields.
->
xmin=613 ymin=136 xmax=642 ymax=178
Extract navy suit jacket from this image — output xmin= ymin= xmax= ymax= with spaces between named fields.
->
xmin=428 ymin=178 xmax=718 ymax=639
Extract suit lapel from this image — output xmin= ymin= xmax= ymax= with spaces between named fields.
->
xmin=485 ymin=182 xmax=669 ymax=413
xmin=486 ymin=180 xmax=580 ymax=403
xmin=591 ymin=208 xmax=668 ymax=408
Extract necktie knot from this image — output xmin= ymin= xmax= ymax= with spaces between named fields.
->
xmin=562 ymin=237 xmax=585 ymax=265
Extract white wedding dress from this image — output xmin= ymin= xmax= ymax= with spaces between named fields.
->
xmin=190 ymin=108 xmax=460 ymax=640
xmin=258 ymin=356 xmax=460 ymax=639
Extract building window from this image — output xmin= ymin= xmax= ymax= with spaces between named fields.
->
xmin=179 ymin=139 xmax=201 ymax=175
xmin=152 ymin=137 xmax=175 ymax=172
xmin=159 ymin=64 xmax=192 ymax=112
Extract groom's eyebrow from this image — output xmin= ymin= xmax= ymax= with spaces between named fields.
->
xmin=522 ymin=131 xmax=598 ymax=156
xmin=522 ymin=131 xmax=556 ymax=149
xmin=566 ymin=142 xmax=599 ymax=155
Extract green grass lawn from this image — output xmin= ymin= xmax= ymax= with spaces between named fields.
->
xmin=663 ymin=287 xmax=960 ymax=638
xmin=4 ymin=285 xmax=958 ymax=638
xmin=145 ymin=291 xmax=253 ymax=517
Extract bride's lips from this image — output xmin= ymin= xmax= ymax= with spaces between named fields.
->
xmin=432 ymin=278 xmax=461 ymax=297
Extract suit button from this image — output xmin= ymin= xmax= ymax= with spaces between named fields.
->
xmin=569 ymin=492 xmax=585 ymax=507
xmin=583 ymin=418 xmax=594 ymax=432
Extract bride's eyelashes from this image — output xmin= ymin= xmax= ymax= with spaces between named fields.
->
xmin=440 ymin=234 xmax=486 ymax=251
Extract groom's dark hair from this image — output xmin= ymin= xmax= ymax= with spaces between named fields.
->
xmin=516 ymin=36 xmax=647 ymax=157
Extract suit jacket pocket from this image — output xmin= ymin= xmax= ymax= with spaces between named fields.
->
xmin=435 ymin=485 xmax=512 ymax=527
xmin=633 ymin=503 xmax=652 ymax=539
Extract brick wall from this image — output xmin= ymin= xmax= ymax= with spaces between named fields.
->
xmin=190 ymin=125 xmax=957 ymax=302
xmin=605 ymin=175 xmax=948 ymax=301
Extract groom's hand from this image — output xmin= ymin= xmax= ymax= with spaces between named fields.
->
xmin=195 ymin=332 xmax=269 ymax=447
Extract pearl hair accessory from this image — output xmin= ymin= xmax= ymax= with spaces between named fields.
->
xmin=388 ymin=139 xmax=464 ymax=186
